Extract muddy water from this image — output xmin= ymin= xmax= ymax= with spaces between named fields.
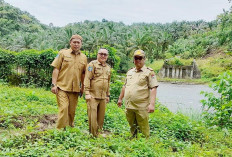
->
xmin=157 ymin=82 xmax=216 ymax=113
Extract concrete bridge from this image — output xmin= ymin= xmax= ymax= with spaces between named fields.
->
xmin=159 ymin=60 xmax=201 ymax=79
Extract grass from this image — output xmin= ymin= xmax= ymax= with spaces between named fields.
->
xmin=0 ymin=83 xmax=232 ymax=156
xmin=176 ymin=108 xmax=203 ymax=122
xmin=196 ymin=53 xmax=232 ymax=80
xmin=146 ymin=60 xmax=164 ymax=74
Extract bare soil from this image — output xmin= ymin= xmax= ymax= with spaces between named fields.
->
xmin=36 ymin=114 xmax=57 ymax=131
xmin=0 ymin=114 xmax=57 ymax=131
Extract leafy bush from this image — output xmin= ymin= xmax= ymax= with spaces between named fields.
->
xmin=150 ymin=103 xmax=205 ymax=144
xmin=0 ymin=49 xmax=16 ymax=81
xmin=201 ymin=71 xmax=232 ymax=128
xmin=146 ymin=60 xmax=164 ymax=73
xmin=0 ymin=46 xmax=121 ymax=88
xmin=109 ymin=79 xmax=124 ymax=102
xmin=164 ymin=57 xmax=193 ymax=66
xmin=0 ymin=49 xmax=57 ymax=88
xmin=197 ymin=54 xmax=232 ymax=80
xmin=164 ymin=52 xmax=173 ymax=59
xmin=84 ymin=45 xmax=121 ymax=72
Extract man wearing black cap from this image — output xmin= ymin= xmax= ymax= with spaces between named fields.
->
xmin=117 ymin=49 xmax=159 ymax=137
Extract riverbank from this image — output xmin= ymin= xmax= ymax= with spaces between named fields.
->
xmin=0 ymin=83 xmax=231 ymax=156
xmin=158 ymin=77 xmax=209 ymax=85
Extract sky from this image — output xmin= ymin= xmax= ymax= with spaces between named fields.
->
xmin=4 ymin=0 xmax=232 ymax=27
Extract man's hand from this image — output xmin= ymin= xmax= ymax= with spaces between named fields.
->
xmin=85 ymin=94 xmax=92 ymax=100
xmin=51 ymin=86 xmax=58 ymax=94
xmin=147 ymin=104 xmax=155 ymax=113
xmin=117 ymin=98 xmax=123 ymax=107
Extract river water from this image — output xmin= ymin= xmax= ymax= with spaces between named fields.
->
xmin=156 ymin=82 xmax=216 ymax=114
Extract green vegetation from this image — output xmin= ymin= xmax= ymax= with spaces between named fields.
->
xmin=0 ymin=45 xmax=120 ymax=88
xmin=157 ymin=78 xmax=209 ymax=85
xmin=146 ymin=52 xmax=232 ymax=84
xmin=1 ymin=1 xmax=232 ymax=73
xmin=197 ymin=53 xmax=232 ymax=81
xmin=0 ymin=83 xmax=231 ymax=156
xmin=0 ymin=48 xmax=57 ymax=88
xmin=0 ymin=0 xmax=47 ymax=36
xmin=201 ymin=71 xmax=232 ymax=128
xmin=146 ymin=60 xmax=164 ymax=74
xmin=0 ymin=1 xmax=232 ymax=156
xmin=164 ymin=57 xmax=194 ymax=66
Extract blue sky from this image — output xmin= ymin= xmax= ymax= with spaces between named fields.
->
xmin=4 ymin=0 xmax=232 ymax=27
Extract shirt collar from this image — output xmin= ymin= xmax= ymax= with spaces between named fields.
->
xmin=97 ymin=60 xmax=106 ymax=67
xmin=135 ymin=65 xmax=146 ymax=72
xmin=70 ymin=48 xmax=80 ymax=55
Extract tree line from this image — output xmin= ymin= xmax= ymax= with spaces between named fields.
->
xmin=0 ymin=0 xmax=231 ymax=72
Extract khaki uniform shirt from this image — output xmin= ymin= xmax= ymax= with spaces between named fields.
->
xmin=51 ymin=48 xmax=87 ymax=92
xmin=124 ymin=65 xmax=159 ymax=110
xmin=84 ymin=60 xmax=111 ymax=99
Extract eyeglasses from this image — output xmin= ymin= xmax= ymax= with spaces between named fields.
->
xmin=98 ymin=53 xmax=108 ymax=57
xmin=134 ymin=56 xmax=143 ymax=60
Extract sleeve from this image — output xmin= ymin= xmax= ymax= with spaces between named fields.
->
xmin=148 ymin=71 xmax=159 ymax=89
xmin=84 ymin=62 xmax=94 ymax=95
xmin=106 ymin=67 xmax=111 ymax=96
xmin=51 ymin=51 xmax=63 ymax=70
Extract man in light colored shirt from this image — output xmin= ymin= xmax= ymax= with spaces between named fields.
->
xmin=117 ymin=49 xmax=158 ymax=137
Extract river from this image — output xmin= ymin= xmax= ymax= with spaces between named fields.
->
xmin=156 ymin=82 xmax=216 ymax=115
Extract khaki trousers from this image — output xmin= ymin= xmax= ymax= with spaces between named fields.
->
xmin=126 ymin=109 xmax=150 ymax=137
xmin=87 ymin=98 xmax=106 ymax=137
xmin=56 ymin=89 xmax=78 ymax=129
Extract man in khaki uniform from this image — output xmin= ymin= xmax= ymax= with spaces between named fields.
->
xmin=117 ymin=49 xmax=158 ymax=137
xmin=51 ymin=34 xmax=87 ymax=129
xmin=84 ymin=48 xmax=111 ymax=137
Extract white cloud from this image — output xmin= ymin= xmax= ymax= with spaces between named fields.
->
xmin=4 ymin=0 xmax=231 ymax=26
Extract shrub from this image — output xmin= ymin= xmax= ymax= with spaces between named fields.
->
xmin=201 ymin=71 xmax=232 ymax=128
xmin=109 ymin=80 xmax=124 ymax=102
xmin=0 ymin=49 xmax=16 ymax=81
xmin=0 ymin=47 xmax=121 ymax=88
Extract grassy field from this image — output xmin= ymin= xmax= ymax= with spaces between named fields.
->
xmin=0 ymin=83 xmax=232 ymax=156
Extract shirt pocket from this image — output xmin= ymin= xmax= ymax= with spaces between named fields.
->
xmin=94 ymin=67 xmax=102 ymax=77
xmin=138 ymin=75 xmax=147 ymax=86
xmin=62 ymin=57 xmax=72 ymax=68
xmin=78 ymin=61 xmax=85 ymax=71
xmin=104 ymin=69 xmax=111 ymax=80
xmin=126 ymin=74 xmax=133 ymax=86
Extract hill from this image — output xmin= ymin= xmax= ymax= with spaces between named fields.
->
xmin=0 ymin=0 xmax=231 ymax=74
xmin=0 ymin=0 xmax=47 ymax=36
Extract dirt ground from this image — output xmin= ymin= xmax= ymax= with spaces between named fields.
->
xmin=36 ymin=114 xmax=57 ymax=131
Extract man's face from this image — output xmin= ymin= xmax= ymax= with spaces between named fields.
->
xmin=134 ymin=55 xmax=145 ymax=69
xmin=97 ymin=49 xmax=108 ymax=64
xmin=70 ymin=38 xmax=82 ymax=52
